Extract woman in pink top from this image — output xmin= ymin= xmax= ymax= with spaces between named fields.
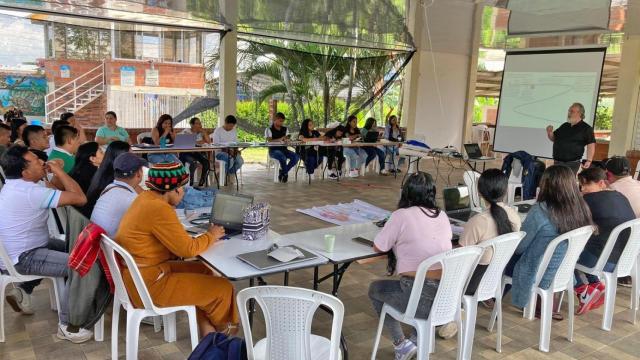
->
xmin=369 ymin=172 xmax=452 ymax=359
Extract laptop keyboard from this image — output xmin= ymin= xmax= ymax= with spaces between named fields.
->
xmin=448 ymin=210 xmax=472 ymax=222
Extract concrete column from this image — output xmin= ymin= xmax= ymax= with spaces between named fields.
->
xmin=608 ymin=34 xmax=640 ymax=156
xmin=219 ymin=0 xmax=238 ymax=126
xmin=400 ymin=0 xmax=422 ymax=137
xmin=461 ymin=5 xmax=484 ymax=145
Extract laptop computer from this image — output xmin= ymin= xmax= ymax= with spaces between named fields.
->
xmin=443 ymin=186 xmax=474 ymax=223
xmin=174 ymin=134 xmax=197 ymax=148
xmin=237 ymin=245 xmax=318 ymax=271
xmin=463 ymin=143 xmax=494 ymax=160
xmin=363 ymin=131 xmax=379 ymax=143
xmin=189 ymin=192 xmax=254 ymax=237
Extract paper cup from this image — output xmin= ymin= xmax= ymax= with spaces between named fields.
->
xmin=324 ymin=234 xmax=336 ymax=252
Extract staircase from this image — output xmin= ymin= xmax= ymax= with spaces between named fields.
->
xmin=45 ymin=61 xmax=105 ymax=123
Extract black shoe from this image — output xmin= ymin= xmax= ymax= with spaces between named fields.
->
xmin=278 ymin=173 xmax=284 ymax=182
xmin=283 ymin=174 xmax=288 ymax=183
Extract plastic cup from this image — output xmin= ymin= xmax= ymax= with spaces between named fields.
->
xmin=324 ymin=234 xmax=336 ymax=253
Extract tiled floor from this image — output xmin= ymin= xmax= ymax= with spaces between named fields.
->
xmin=1 ymin=160 xmax=639 ymax=359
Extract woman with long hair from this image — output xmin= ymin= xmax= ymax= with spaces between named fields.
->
xmin=10 ymin=118 xmax=27 ymax=145
xmin=69 ymin=142 xmax=104 ymax=194
xmin=80 ymin=141 xmax=131 ymax=217
xmin=384 ymin=113 xmax=405 ymax=172
xmin=361 ymin=117 xmax=388 ymax=175
xmin=342 ymin=115 xmax=366 ymax=178
xmin=368 ymin=172 xmax=452 ymax=358
xmin=149 ymin=114 xmax=180 ymax=164
xmin=297 ymin=118 xmax=325 ymax=175
xmin=505 ymin=165 xmax=593 ymax=313
xmin=323 ymin=125 xmax=346 ymax=179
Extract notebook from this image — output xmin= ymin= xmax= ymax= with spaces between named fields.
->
xmin=236 ymin=245 xmax=317 ymax=270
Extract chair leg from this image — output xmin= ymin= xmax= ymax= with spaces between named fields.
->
xmin=163 ymin=313 xmax=177 ymax=342
xmin=186 ymin=308 xmax=199 ymax=351
xmin=567 ymin=288 xmax=574 ymax=342
xmin=126 ymin=311 xmax=145 ymax=360
xmin=602 ymin=272 xmax=617 ymax=331
xmin=524 ymin=291 xmax=537 ymax=320
xmin=94 ymin=314 xmax=104 ymax=342
xmin=461 ymin=297 xmax=478 ymax=360
xmin=538 ymin=291 xmax=553 ymax=352
xmin=496 ymin=293 xmax=503 ymax=353
xmin=0 ymin=279 xmax=8 ymax=342
xmin=632 ymin=264 xmax=639 ymax=324
xmin=488 ymin=280 xmax=506 ymax=332
xmin=415 ymin=323 xmax=431 ymax=360
xmin=153 ymin=316 xmax=162 ymax=333
xmin=51 ymin=278 xmax=63 ymax=321
xmin=111 ymin=299 xmax=121 ymax=360
xmin=370 ymin=308 xmax=386 ymax=360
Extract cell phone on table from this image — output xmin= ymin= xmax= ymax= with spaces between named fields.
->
xmin=352 ymin=237 xmax=374 ymax=247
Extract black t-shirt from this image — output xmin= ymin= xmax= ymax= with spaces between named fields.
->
xmin=552 ymin=121 xmax=595 ymax=161
xmin=583 ymin=190 xmax=636 ymax=263
xmin=268 ymin=125 xmax=288 ymax=151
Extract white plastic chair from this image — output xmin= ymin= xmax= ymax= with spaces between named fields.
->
xmin=237 ymin=286 xmax=344 ymax=360
xmin=215 ymin=159 xmax=244 ymax=187
xmin=489 ymin=226 xmax=593 ymax=352
xmin=371 ymin=246 xmax=483 ymax=360
xmin=507 ymin=158 xmax=523 ymax=205
xmin=0 ymin=240 xmax=63 ymax=342
xmin=463 ymin=170 xmax=482 ymax=211
xmin=575 ymin=218 xmax=640 ymax=331
xmin=633 ymin=168 xmax=639 ymax=180
xmin=459 ymin=232 xmax=526 ymax=360
xmin=136 ymin=131 xmax=151 ymax=144
xmin=100 ymin=235 xmax=198 ymax=360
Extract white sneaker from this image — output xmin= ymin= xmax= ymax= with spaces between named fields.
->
xmin=348 ymin=170 xmax=359 ymax=178
xmin=381 ymin=169 xmax=389 ymax=175
xmin=394 ymin=339 xmax=417 ymax=360
xmin=6 ymin=287 xmax=34 ymax=315
xmin=57 ymin=324 xmax=93 ymax=343
xmin=437 ymin=322 xmax=458 ymax=339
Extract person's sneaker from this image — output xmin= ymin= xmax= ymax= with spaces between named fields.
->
xmin=576 ymin=283 xmax=601 ymax=315
xmin=348 ymin=170 xmax=359 ymax=178
xmin=618 ymin=276 xmax=632 ymax=288
xmin=590 ymin=282 xmax=606 ymax=310
xmin=282 ymin=174 xmax=288 ymax=183
xmin=278 ymin=173 xmax=284 ymax=182
xmin=5 ymin=287 xmax=34 ymax=315
xmin=394 ymin=339 xmax=417 ymax=360
xmin=328 ymin=172 xmax=338 ymax=180
xmin=437 ymin=322 xmax=458 ymax=339
xmin=381 ymin=169 xmax=389 ymax=175
xmin=56 ymin=324 xmax=93 ymax=344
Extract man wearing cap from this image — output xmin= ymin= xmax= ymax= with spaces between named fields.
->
xmin=546 ymin=103 xmax=596 ymax=174
xmin=90 ymin=153 xmax=145 ymax=237
xmin=116 ymin=162 xmax=238 ymax=336
xmin=606 ymin=156 xmax=640 ymax=218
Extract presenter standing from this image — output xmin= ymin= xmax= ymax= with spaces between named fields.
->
xmin=546 ymin=102 xmax=596 ymax=174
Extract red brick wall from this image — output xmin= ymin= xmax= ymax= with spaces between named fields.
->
xmin=74 ymin=93 xmax=107 ymax=128
xmin=43 ymin=59 xmax=102 ymax=89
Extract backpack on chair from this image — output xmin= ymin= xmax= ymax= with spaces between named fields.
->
xmin=188 ymin=332 xmax=247 ymax=360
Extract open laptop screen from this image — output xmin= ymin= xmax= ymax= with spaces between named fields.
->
xmin=211 ymin=192 xmax=254 ymax=229
xmin=463 ymin=143 xmax=482 ymax=158
xmin=443 ymin=186 xmax=471 ymax=212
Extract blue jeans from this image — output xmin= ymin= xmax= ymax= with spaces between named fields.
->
xmin=269 ymin=148 xmax=299 ymax=176
xmin=175 ymin=186 xmax=217 ymax=210
xmin=369 ymin=276 xmax=439 ymax=344
xmin=302 ymin=148 xmax=320 ymax=174
xmin=148 ymin=153 xmax=180 ymax=164
xmin=343 ymin=148 xmax=366 ymax=169
xmin=574 ymin=250 xmax=616 ymax=286
xmin=363 ymin=147 xmax=385 ymax=170
xmin=216 ymin=152 xmax=244 ymax=174
xmin=385 ymin=146 xmax=404 ymax=169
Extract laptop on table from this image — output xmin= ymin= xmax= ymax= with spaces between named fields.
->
xmin=188 ymin=192 xmax=254 ymax=237
xmin=463 ymin=143 xmax=494 ymax=160
xmin=443 ymin=186 xmax=474 ymax=223
xmin=174 ymin=134 xmax=197 ymax=148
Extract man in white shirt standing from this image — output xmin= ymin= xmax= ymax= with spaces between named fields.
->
xmin=91 ymin=153 xmax=145 ymax=237
xmin=212 ymin=115 xmax=244 ymax=175
xmin=0 ymin=145 xmax=92 ymax=342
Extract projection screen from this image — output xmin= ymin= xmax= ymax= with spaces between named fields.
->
xmin=492 ymin=47 xmax=606 ymax=159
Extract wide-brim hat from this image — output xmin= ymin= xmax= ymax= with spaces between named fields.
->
xmin=145 ymin=162 xmax=189 ymax=192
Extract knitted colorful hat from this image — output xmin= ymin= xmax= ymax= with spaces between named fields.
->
xmin=145 ymin=162 xmax=189 ymax=192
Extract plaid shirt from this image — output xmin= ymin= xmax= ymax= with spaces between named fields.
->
xmin=68 ymin=222 xmax=114 ymax=293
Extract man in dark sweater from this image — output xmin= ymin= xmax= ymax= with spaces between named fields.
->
xmin=264 ymin=112 xmax=299 ymax=183
xmin=574 ymin=167 xmax=635 ymax=315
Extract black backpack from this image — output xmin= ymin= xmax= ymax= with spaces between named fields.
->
xmin=188 ymin=332 xmax=247 ymax=360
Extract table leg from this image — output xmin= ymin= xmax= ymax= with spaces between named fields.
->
xmin=313 ymin=267 xmax=319 ymax=290
xmin=284 ymin=271 xmax=289 ymax=286
xmin=248 ymin=277 xmax=255 ymax=326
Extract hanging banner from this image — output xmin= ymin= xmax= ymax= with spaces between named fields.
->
xmin=59 ymin=65 xmax=70 ymax=78
xmin=120 ymin=66 xmax=136 ymax=87
xmin=145 ymin=69 xmax=159 ymax=86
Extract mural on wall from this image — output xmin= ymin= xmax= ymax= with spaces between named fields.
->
xmin=0 ymin=75 xmax=47 ymax=116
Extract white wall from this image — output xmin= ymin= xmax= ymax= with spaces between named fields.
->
xmin=412 ymin=50 xmax=470 ymax=149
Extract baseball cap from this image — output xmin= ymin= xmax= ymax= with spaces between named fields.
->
xmin=114 ymin=153 xmax=147 ymax=177
xmin=605 ymin=156 xmax=630 ymax=176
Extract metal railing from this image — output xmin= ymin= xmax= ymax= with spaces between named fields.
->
xmin=44 ymin=61 xmax=105 ymax=122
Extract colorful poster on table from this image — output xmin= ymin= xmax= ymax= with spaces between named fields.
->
xmin=120 ymin=66 xmax=136 ymax=87
xmin=60 ymin=65 xmax=70 ymax=78
xmin=145 ymin=69 xmax=159 ymax=86
xmin=296 ymin=200 xmax=391 ymax=226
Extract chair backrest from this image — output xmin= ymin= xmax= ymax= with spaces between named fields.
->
xmin=404 ymin=246 xmax=483 ymax=325
xmin=136 ymin=131 xmax=152 ymax=144
xmin=0 ymin=238 xmax=22 ymax=278
xmin=634 ymin=168 xmax=639 ymax=180
xmin=100 ymin=234 xmax=158 ymax=311
xmin=599 ymin=218 xmax=640 ymax=277
xmin=236 ymin=286 xmax=344 ymax=360
xmin=535 ymin=226 xmax=593 ymax=291
xmin=463 ymin=170 xmax=482 ymax=210
xmin=509 ymin=158 xmax=523 ymax=182
xmin=474 ymin=232 xmax=526 ymax=301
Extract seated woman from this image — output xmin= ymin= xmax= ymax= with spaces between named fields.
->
xmin=343 ymin=115 xmax=367 ymax=178
xmin=179 ymin=117 xmax=210 ymax=187
xmin=368 ymin=172 xmax=452 ymax=359
xmin=574 ymin=167 xmax=635 ymax=314
xmin=504 ymin=165 xmax=592 ymax=316
xmin=323 ymin=125 xmax=346 ymax=179
xmin=361 ymin=117 xmax=388 ymax=175
xmin=116 ymin=162 xmax=238 ymax=336
xmin=149 ymin=114 xmax=180 ymax=164
xmin=297 ymin=119 xmax=325 ymax=176
xmin=69 ymin=141 xmax=104 ymax=194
